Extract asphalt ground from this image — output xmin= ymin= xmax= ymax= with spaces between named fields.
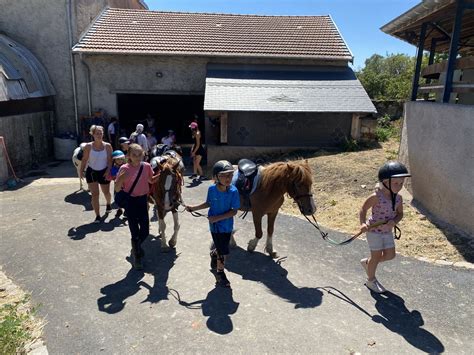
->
xmin=0 ymin=161 xmax=473 ymax=354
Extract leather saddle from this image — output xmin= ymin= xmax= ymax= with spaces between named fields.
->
xmin=233 ymin=159 xmax=261 ymax=212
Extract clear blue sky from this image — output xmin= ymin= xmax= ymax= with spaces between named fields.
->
xmin=145 ymin=0 xmax=420 ymax=69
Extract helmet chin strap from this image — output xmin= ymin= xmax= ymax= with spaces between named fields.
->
xmin=382 ymin=178 xmax=397 ymax=211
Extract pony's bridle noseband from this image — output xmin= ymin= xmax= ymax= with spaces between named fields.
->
xmin=289 ymin=182 xmax=313 ymax=213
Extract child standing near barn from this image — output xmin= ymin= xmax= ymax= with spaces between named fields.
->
xmin=109 ymin=150 xmax=127 ymax=219
xmin=186 ymin=160 xmax=240 ymax=287
xmin=359 ymin=161 xmax=411 ymax=293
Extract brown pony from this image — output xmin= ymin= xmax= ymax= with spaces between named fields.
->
xmin=232 ymin=160 xmax=316 ymax=258
xmin=150 ymin=156 xmax=183 ymax=250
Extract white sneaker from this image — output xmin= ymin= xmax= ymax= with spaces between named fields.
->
xmin=365 ymin=279 xmax=386 ymax=293
xmin=360 ymin=258 xmax=369 ymax=275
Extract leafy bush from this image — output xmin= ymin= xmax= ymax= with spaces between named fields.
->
xmin=375 ymin=114 xmax=398 ymax=142
xmin=341 ymin=137 xmax=360 ymax=152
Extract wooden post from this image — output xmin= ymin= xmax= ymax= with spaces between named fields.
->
xmin=411 ymin=22 xmax=428 ymax=101
xmin=442 ymin=0 xmax=465 ymax=103
xmin=351 ymin=114 xmax=361 ymax=140
xmin=220 ymin=112 xmax=228 ymax=144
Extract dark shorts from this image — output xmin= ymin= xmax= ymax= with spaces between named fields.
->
xmin=193 ymin=145 xmax=205 ymax=157
xmin=211 ymin=232 xmax=231 ymax=256
xmin=85 ymin=167 xmax=110 ymax=185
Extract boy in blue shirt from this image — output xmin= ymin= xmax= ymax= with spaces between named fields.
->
xmin=186 ymin=160 xmax=240 ymax=287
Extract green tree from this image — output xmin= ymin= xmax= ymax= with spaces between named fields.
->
xmin=356 ymin=53 xmax=430 ymax=101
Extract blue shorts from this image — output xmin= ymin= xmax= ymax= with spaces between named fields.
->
xmin=366 ymin=231 xmax=395 ymax=251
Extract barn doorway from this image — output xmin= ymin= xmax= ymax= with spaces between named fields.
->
xmin=116 ymin=93 xmax=205 ymax=144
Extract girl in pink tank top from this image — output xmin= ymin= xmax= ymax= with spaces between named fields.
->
xmin=358 ymin=161 xmax=411 ymax=294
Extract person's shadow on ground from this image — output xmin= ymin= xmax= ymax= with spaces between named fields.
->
xmin=176 ymin=287 xmax=239 ymax=334
xmin=67 ymin=214 xmax=125 ymax=240
xmin=184 ymin=177 xmax=203 ymax=189
xmin=64 ymin=190 xmax=92 ymax=211
xmin=371 ymin=291 xmax=445 ymax=353
xmin=97 ymin=268 xmax=145 ymax=314
xmin=226 ymin=247 xmax=322 ymax=309
xmin=137 ymin=238 xmax=179 ymax=304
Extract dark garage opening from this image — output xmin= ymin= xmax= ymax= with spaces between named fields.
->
xmin=117 ymin=93 xmax=205 ymax=144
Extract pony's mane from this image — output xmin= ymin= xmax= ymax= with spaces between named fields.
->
xmin=259 ymin=160 xmax=312 ymax=192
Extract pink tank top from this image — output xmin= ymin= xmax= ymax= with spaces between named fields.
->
xmin=367 ymin=188 xmax=401 ymax=233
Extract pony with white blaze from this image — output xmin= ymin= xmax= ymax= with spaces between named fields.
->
xmin=150 ymin=154 xmax=183 ymax=250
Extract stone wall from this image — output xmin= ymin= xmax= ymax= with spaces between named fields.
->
xmin=401 ymin=101 xmax=474 ymax=236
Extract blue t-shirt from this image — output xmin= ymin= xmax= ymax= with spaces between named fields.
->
xmin=206 ymin=184 xmax=240 ymax=233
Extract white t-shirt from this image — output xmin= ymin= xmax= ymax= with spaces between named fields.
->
xmin=107 ymin=122 xmax=115 ymax=135
xmin=161 ymin=136 xmax=174 ymax=146
xmin=137 ymin=133 xmax=149 ymax=151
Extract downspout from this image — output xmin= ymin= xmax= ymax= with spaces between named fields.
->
xmin=66 ymin=0 xmax=79 ymax=139
xmin=80 ymin=53 xmax=92 ymax=116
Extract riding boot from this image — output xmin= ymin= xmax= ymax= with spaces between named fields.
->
xmin=215 ymin=270 xmax=231 ymax=288
xmin=130 ymin=239 xmax=143 ymax=270
xmin=210 ymin=248 xmax=218 ymax=271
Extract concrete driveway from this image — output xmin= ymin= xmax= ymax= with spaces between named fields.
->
xmin=0 ymin=161 xmax=473 ymax=354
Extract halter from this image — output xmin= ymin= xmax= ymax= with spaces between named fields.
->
xmin=157 ymin=166 xmax=183 ymax=211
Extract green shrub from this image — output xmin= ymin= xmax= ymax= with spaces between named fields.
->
xmin=375 ymin=114 xmax=398 ymax=142
xmin=341 ymin=137 xmax=359 ymax=152
xmin=375 ymin=127 xmax=392 ymax=142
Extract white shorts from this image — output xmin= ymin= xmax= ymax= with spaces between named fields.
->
xmin=366 ymin=231 xmax=395 ymax=251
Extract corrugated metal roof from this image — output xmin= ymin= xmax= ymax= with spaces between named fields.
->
xmin=204 ymin=65 xmax=376 ymax=113
xmin=0 ymin=34 xmax=55 ymax=102
xmin=72 ymin=8 xmax=353 ymax=61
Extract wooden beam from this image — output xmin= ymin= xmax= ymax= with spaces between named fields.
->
xmin=220 ymin=112 xmax=228 ymax=144
xmin=411 ymin=22 xmax=428 ymax=101
xmin=443 ymin=0 xmax=465 ymax=102
xmin=351 ymin=114 xmax=361 ymax=140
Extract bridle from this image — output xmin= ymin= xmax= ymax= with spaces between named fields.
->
xmin=288 ymin=181 xmax=314 ymax=214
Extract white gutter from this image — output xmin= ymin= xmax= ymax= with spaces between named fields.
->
xmin=66 ymin=0 xmax=79 ymax=139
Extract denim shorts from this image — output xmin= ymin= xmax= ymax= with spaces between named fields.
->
xmin=366 ymin=231 xmax=395 ymax=251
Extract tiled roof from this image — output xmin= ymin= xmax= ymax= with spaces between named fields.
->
xmin=204 ymin=65 xmax=375 ymax=113
xmin=72 ymin=8 xmax=353 ymax=60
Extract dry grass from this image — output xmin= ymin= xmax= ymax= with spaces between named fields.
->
xmin=279 ymin=137 xmax=474 ymax=264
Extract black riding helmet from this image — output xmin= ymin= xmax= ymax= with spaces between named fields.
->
xmin=378 ymin=161 xmax=411 ymax=181
xmin=378 ymin=161 xmax=411 ymax=211
xmin=213 ymin=160 xmax=234 ymax=177
xmin=118 ymin=137 xmax=131 ymax=145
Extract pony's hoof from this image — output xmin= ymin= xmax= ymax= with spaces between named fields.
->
xmin=265 ymin=247 xmax=278 ymax=259
xmin=168 ymin=239 xmax=177 ymax=248
xmin=247 ymin=240 xmax=258 ymax=252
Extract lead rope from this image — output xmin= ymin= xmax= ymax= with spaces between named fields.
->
xmin=303 ymin=215 xmax=394 ymax=246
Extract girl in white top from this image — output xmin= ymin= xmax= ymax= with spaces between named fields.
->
xmin=80 ymin=125 xmax=113 ymax=223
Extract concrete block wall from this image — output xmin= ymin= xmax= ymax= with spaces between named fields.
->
xmin=402 ymin=101 xmax=474 ymax=236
